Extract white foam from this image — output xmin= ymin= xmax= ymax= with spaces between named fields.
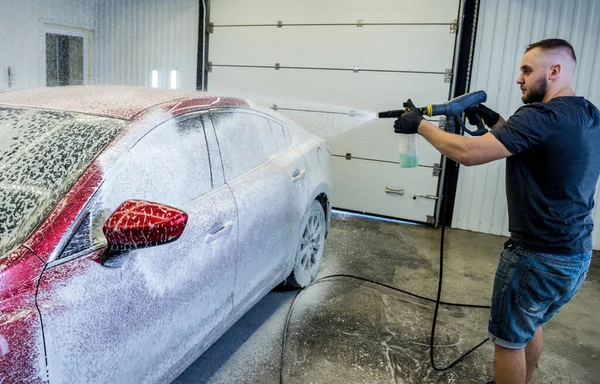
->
xmin=217 ymin=93 xmax=378 ymax=140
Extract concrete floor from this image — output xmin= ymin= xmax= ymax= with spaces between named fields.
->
xmin=175 ymin=212 xmax=600 ymax=384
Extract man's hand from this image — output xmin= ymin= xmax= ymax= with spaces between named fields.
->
xmin=394 ymin=102 xmax=423 ymax=134
xmin=464 ymin=104 xmax=500 ymax=127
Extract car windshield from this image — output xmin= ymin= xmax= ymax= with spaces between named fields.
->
xmin=0 ymin=107 xmax=127 ymax=257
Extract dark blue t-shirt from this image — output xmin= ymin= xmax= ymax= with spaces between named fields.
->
xmin=491 ymin=96 xmax=600 ymax=254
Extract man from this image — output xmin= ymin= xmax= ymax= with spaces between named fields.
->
xmin=393 ymin=39 xmax=600 ymax=384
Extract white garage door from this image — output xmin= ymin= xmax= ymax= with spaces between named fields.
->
xmin=207 ymin=0 xmax=461 ymax=224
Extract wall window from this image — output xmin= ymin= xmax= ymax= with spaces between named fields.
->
xmin=46 ymin=33 xmax=84 ymax=87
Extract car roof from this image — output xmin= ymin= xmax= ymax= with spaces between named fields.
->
xmin=0 ymin=86 xmax=249 ymax=120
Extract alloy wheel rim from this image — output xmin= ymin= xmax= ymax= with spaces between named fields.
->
xmin=300 ymin=212 xmax=323 ymax=272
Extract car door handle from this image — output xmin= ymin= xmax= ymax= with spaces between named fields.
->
xmin=292 ymin=169 xmax=306 ymax=183
xmin=205 ymin=221 xmax=233 ymax=243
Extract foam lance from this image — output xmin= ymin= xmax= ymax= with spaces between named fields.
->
xmin=378 ymin=90 xmax=489 ymax=168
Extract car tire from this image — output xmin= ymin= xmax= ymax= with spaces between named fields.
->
xmin=284 ymin=200 xmax=326 ymax=289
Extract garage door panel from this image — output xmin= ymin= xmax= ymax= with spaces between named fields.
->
xmin=209 ymin=66 xmax=448 ymax=166
xmin=208 ymin=0 xmax=460 ymax=223
xmin=332 ymin=157 xmax=438 ymax=222
xmin=211 ymin=0 xmax=459 ymax=25
xmin=208 ymin=66 xmax=451 ymax=113
xmin=209 ymin=26 xmax=456 ymax=72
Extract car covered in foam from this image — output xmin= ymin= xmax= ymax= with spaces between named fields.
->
xmin=0 ymin=86 xmax=332 ymax=383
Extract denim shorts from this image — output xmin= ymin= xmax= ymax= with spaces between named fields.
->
xmin=488 ymin=245 xmax=591 ymax=349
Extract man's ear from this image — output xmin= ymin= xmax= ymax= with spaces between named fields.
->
xmin=549 ymin=63 xmax=562 ymax=80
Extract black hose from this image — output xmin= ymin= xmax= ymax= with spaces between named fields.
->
xmin=279 ymin=275 xmax=490 ymax=382
xmin=279 ymin=163 xmax=491 ymax=383
xmin=429 ymin=158 xmax=490 ymax=371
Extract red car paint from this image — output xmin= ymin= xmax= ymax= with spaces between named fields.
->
xmin=23 ymin=163 xmax=104 ymax=260
xmin=1 ymin=155 xmax=106 ymax=384
xmin=103 ymin=200 xmax=188 ymax=250
xmin=162 ymin=96 xmax=248 ymax=117
xmin=19 ymin=93 xmax=243 ymax=261
xmin=0 ymin=246 xmax=45 ymax=383
xmin=0 ymin=86 xmax=249 ymax=120
xmin=0 ymin=92 xmax=227 ymax=382
xmin=0 ymin=87 xmax=330 ymax=382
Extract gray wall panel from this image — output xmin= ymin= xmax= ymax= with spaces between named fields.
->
xmin=93 ymin=0 xmax=199 ymax=90
xmin=0 ymin=0 xmax=96 ymax=91
xmin=453 ymin=0 xmax=600 ymax=249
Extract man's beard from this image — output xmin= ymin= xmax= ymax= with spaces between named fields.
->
xmin=522 ymin=76 xmax=548 ymax=104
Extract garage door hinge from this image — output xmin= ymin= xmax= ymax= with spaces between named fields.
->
xmin=449 ymin=19 xmax=458 ymax=34
xmin=432 ymin=163 xmax=442 ymax=177
xmin=384 ymin=187 xmax=404 ymax=196
xmin=207 ymin=61 xmax=213 ymax=73
xmin=345 ymin=153 xmax=352 ymax=160
xmin=414 ymin=194 xmax=438 ymax=201
xmin=444 ymin=69 xmax=452 ymax=83
xmin=357 ymin=19 xmax=364 ymax=27
xmin=207 ymin=22 xmax=214 ymax=34
xmin=426 ymin=215 xmax=436 ymax=225
xmin=271 ymin=104 xmax=278 ymax=111
xmin=277 ymin=21 xmax=283 ymax=28
xmin=275 ymin=63 xmax=281 ymax=70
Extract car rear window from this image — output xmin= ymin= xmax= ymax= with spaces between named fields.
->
xmin=0 ymin=107 xmax=126 ymax=257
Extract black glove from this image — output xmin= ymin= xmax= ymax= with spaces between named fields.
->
xmin=464 ymin=104 xmax=500 ymax=127
xmin=394 ymin=99 xmax=423 ymax=134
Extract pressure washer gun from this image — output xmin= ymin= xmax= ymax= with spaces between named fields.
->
xmin=378 ymin=90 xmax=489 ymax=136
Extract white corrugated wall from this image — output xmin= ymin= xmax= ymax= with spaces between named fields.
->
xmin=453 ymin=0 xmax=600 ymax=250
xmin=0 ymin=0 xmax=96 ymax=91
xmin=93 ymin=0 xmax=199 ymax=90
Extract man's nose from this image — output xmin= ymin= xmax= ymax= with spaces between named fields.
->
xmin=516 ymin=75 xmax=524 ymax=84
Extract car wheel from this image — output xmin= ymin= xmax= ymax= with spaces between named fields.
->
xmin=285 ymin=200 xmax=326 ymax=289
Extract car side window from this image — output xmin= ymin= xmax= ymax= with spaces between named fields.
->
xmin=59 ymin=116 xmax=211 ymax=259
xmin=268 ymin=119 xmax=291 ymax=151
xmin=211 ymin=111 xmax=288 ymax=180
xmin=106 ymin=116 xmax=212 ymax=206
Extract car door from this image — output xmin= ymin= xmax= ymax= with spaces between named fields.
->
xmin=208 ymin=110 xmax=308 ymax=310
xmin=35 ymin=114 xmax=238 ymax=383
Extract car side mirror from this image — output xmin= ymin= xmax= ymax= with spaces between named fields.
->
xmin=101 ymin=200 xmax=188 ymax=266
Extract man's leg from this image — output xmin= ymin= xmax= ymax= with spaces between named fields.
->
xmin=525 ymin=326 xmax=544 ymax=383
xmin=492 ymin=326 xmax=543 ymax=384
xmin=494 ymin=344 xmax=526 ymax=384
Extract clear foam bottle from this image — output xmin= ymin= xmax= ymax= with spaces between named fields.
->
xmin=398 ymin=134 xmax=418 ymax=168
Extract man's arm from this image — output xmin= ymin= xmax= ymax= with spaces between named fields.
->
xmin=417 ymin=120 xmax=512 ymax=166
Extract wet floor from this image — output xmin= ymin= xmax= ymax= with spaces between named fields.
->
xmin=175 ymin=212 xmax=600 ymax=384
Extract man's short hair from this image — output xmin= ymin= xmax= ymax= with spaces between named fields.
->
xmin=526 ymin=39 xmax=577 ymax=64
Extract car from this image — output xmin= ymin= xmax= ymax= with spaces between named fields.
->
xmin=0 ymin=86 xmax=332 ymax=383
